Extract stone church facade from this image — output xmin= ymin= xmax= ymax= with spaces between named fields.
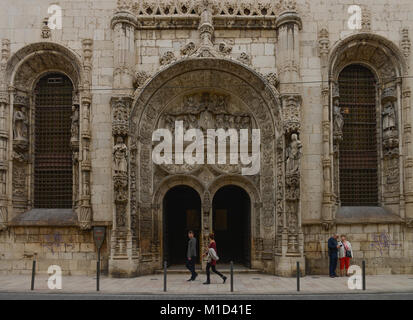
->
xmin=0 ymin=0 xmax=413 ymax=277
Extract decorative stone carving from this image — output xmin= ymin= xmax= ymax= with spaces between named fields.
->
xmin=78 ymin=206 xmax=92 ymax=230
xmin=13 ymin=95 xmax=29 ymax=163
xmin=333 ymin=99 xmax=344 ymax=142
xmin=0 ymin=206 xmax=6 ymax=231
xmin=265 ymin=72 xmax=279 ymax=89
xmin=286 ymin=134 xmax=301 ymax=176
xmin=203 ymin=191 xmax=211 ymax=213
xmin=361 ymin=9 xmax=371 ymax=32
xmin=112 ymin=97 xmax=131 ymax=136
xmin=180 ymin=42 xmax=197 ymax=56
xmin=318 ymin=28 xmax=330 ymax=56
xmin=12 ymin=165 xmax=26 ymax=197
xmin=237 ymin=52 xmax=252 ymax=66
xmin=282 ymin=95 xmax=301 ymax=134
xmin=13 ymin=105 xmax=28 ymax=142
xmin=382 ymin=88 xmax=399 ymax=158
xmin=41 ymin=18 xmax=51 ymax=39
xmin=381 ymin=86 xmax=400 ymax=196
xmin=112 ymin=96 xmax=132 ymax=234
xmin=285 ymin=132 xmax=301 ymax=253
xmin=401 ymin=28 xmax=411 ymax=59
xmin=78 ymin=39 xmax=94 ymax=230
xmin=114 ymin=136 xmax=128 ymax=175
xmin=218 ymin=41 xmax=232 ymax=55
xmin=159 ymin=51 xmax=176 ymax=66
xmin=133 ymin=70 xmax=151 ymax=88
xmin=71 ymin=103 xmax=80 ymax=149
xmin=156 ymin=91 xmax=254 ymax=174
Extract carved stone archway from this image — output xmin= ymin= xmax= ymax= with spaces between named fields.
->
xmin=122 ymin=57 xmax=283 ymax=274
xmin=151 ymin=175 xmax=205 ymax=266
xmin=1 ymin=41 xmax=94 ymax=230
xmin=328 ymin=33 xmax=409 ymax=221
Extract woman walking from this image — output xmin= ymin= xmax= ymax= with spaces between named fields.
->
xmin=203 ymin=233 xmax=227 ymax=285
xmin=338 ymin=235 xmax=353 ymax=277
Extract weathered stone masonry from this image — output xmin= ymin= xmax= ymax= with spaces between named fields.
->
xmin=0 ymin=0 xmax=412 ymax=276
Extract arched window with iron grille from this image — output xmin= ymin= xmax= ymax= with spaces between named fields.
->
xmin=34 ymin=73 xmax=73 ymax=208
xmin=338 ymin=64 xmax=379 ymax=206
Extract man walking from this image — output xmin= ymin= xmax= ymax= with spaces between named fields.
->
xmin=328 ymin=233 xmax=340 ymax=278
xmin=186 ymin=230 xmax=198 ymax=281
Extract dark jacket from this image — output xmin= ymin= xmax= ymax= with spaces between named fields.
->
xmin=187 ymin=237 xmax=197 ymax=259
xmin=328 ymin=237 xmax=338 ymax=256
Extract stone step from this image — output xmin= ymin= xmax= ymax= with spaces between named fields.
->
xmin=155 ymin=268 xmax=261 ymax=274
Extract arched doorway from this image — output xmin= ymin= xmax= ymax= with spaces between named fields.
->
xmin=163 ymin=185 xmax=201 ymax=265
xmin=212 ymin=185 xmax=251 ymax=267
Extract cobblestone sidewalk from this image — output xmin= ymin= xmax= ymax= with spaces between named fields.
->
xmin=0 ymin=274 xmax=413 ymax=295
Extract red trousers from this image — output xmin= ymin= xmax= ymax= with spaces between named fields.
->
xmin=339 ymin=257 xmax=350 ymax=270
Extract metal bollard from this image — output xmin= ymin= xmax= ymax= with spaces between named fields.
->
xmin=164 ymin=261 xmax=167 ymax=292
xmin=96 ymin=251 xmax=101 ymax=292
xmin=362 ymin=260 xmax=366 ymax=291
xmin=30 ymin=259 xmax=36 ymax=291
xmin=230 ymin=261 xmax=234 ymax=292
xmin=296 ymin=261 xmax=300 ymax=292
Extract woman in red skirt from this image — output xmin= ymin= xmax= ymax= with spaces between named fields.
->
xmin=203 ymin=233 xmax=227 ymax=285
xmin=338 ymin=235 xmax=353 ymax=277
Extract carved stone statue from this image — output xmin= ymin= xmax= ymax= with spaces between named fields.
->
xmin=333 ymin=99 xmax=344 ymax=140
xmin=13 ymin=106 xmax=28 ymax=141
xmin=286 ymin=133 xmax=302 ymax=175
xmin=113 ymin=136 xmax=128 ymax=175
xmin=383 ymin=101 xmax=396 ymax=133
xmin=71 ymin=105 xmax=79 ymax=144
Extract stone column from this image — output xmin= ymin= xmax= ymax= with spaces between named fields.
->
xmin=399 ymin=28 xmax=413 ymax=226
xmin=110 ymin=96 xmax=139 ymax=276
xmin=12 ymin=93 xmax=30 ymax=213
xmin=109 ymin=7 xmax=139 ymax=276
xmin=77 ymin=39 xmax=94 ymax=230
xmin=0 ymin=39 xmax=9 ymax=230
xmin=274 ymin=4 xmax=305 ymax=276
xmin=318 ymin=29 xmax=334 ymax=230
xmin=111 ymin=9 xmax=136 ymax=94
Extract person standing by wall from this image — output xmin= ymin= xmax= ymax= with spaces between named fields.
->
xmin=186 ymin=230 xmax=198 ymax=281
xmin=327 ymin=233 xmax=340 ymax=278
xmin=338 ymin=235 xmax=353 ymax=277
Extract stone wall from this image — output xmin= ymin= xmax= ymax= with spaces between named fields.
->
xmin=0 ymin=226 xmax=109 ymax=276
xmin=304 ymin=224 xmax=413 ymax=275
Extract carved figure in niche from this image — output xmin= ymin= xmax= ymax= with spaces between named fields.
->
xmin=71 ymin=105 xmax=79 ymax=142
xmin=333 ymin=99 xmax=344 ymax=138
xmin=215 ymin=113 xmax=225 ymax=129
xmin=13 ymin=106 xmax=28 ymax=141
xmin=286 ymin=133 xmax=302 ymax=175
xmin=114 ymin=136 xmax=128 ymax=175
xmin=199 ymin=108 xmax=214 ymax=131
xmin=383 ymin=101 xmax=396 ymax=134
xmin=83 ymin=171 xmax=90 ymax=196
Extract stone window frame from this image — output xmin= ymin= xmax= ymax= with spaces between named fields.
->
xmin=328 ymin=33 xmax=407 ymax=218
xmin=2 ymin=42 xmax=93 ymax=229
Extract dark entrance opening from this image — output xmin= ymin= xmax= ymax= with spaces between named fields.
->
xmin=212 ymin=185 xmax=251 ymax=267
xmin=163 ymin=185 xmax=201 ymax=266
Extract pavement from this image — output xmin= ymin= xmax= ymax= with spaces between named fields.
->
xmin=0 ymin=273 xmax=413 ymax=295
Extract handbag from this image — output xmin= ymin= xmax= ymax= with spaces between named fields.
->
xmin=344 ymin=242 xmax=352 ymax=258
